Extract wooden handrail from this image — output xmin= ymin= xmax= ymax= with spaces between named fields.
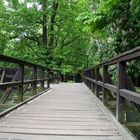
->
xmin=83 ymin=46 xmax=140 ymax=123
xmin=86 ymin=46 xmax=140 ymax=70
xmin=0 ymin=55 xmax=47 ymax=69
xmin=0 ymin=54 xmax=50 ymax=103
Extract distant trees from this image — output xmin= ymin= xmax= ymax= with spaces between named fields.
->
xmin=0 ymin=0 xmax=90 ymax=73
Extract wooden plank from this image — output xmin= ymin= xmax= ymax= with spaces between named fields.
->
xmin=104 ymin=84 xmax=117 ymax=93
xmin=0 ymin=70 xmax=5 ymax=83
xmin=120 ymin=89 xmax=140 ymax=105
xmin=125 ymin=122 xmax=140 ymax=127
xmin=3 ymin=116 xmax=109 ymax=122
xmin=7 ymin=114 xmax=105 ymax=118
xmin=13 ymin=112 xmax=104 ymax=117
xmin=0 ymin=123 xmax=114 ymax=130
xmin=0 ymin=127 xmax=119 ymax=136
xmin=0 ymin=119 xmax=111 ymax=126
xmin=0 ymin=133 xmax=123 ymax=140
xmin=0 ymin=54 xmax=46 ymax=69
xmin=0 ymin=81 xmax=22 ymax=88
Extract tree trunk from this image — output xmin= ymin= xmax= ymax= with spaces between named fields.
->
xmin=42 ymin=0 xmax=47 ymax=47
xmin=49 ymin=1 xmax=59 ymax=48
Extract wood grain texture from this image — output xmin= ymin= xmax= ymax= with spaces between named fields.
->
xmin=0 ymin=83 xmax=135 ymax=140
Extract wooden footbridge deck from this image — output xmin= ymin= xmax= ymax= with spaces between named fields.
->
xmin=0 ymin=83 xmax=135 ymax=140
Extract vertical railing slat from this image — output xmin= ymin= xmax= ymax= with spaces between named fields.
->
xmin=95 ymin=68 xmax=100 ymax=97
xmin=18 ymin=64 xmax=24 ymax=102
xmin=47 ymin=69 xmax=50 ymax=89
xmin=103 ymin=66 xmax=108 ymax=104
xmin=116 ymin=61 xmax=126 ymax=122
xmin=41 ymin=68 xmax=45 ymax=89
xmin=32 ymin=67 xmax=37 ymax=95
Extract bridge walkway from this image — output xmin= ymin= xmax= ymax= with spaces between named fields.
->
xmin=0 ymin=83 xmax=134 ymax=140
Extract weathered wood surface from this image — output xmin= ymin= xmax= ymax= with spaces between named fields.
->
xmin=0 ymin=83 xmax=135 ymax=140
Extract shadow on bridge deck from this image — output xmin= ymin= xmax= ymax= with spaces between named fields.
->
xmin=0 ymin=83 xmax=135 ymax=140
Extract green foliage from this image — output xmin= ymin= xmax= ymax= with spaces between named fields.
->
xmin=77 ymin=11 xmax=107 ymax=35
xmin=130 ymin=0 xmax=140 ymax=15
xmin=0 ymin=0 xmax=90 ymax=73
xmin=77 ymin=0 xmax=140 ymax=66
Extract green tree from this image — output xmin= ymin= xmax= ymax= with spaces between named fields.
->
xmin=0 ymin=0 xmax=91 ymax=72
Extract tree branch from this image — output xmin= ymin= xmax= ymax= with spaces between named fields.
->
xmin=24 ymin=35 xmax=41 ymax=46
xmin=63 ymin=36 xmax=80 ymax=47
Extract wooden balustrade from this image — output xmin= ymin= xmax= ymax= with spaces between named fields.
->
xmin=83 ymin=46 xmax=140 ymax=122
xmin=0 ymin=55 xmax=50 ymax=103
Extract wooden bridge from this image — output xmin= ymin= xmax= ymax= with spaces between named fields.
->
xmin=0 ymin=46 xmax=140 ymax=139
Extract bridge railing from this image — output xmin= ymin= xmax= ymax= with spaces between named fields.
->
xmin=0 ymin=55 xmax=50 ymax=104
xmin=83 ymin=46 xmax=140 ymax=122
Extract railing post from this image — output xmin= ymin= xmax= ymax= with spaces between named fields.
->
xmin=116 ymin=61 xmax=126 ymax=123
xmin=95 ymin=68 xmax=100 ymax=97
xmin=41 ymin=68 xmax=45 ymax=89
xmin=47 ymin=69 xmax=50 ymax=88
xmin=103 ymin=66 xmax=108 ymax=104
xmin=91 ymin=69 xmax=95 ymax=92
xmin=83 ymin=71 xmax=85 ymax=84
xmin=88 ymin=70 xmax=92 ymax=90
xmin=86 ymin=70 xmax=89 ymax=88
xmin=102 ymin=66 xmax=108 ymax=104
xmin=17 ymin=64 xmax=24 ymax=102
xmin=32 ymin=67 xmax=37 ymax=95
xmin=85 ymin=71 xmax=88 ymax=86
xmin=88 ymin=70 xmax=91 ymax=88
